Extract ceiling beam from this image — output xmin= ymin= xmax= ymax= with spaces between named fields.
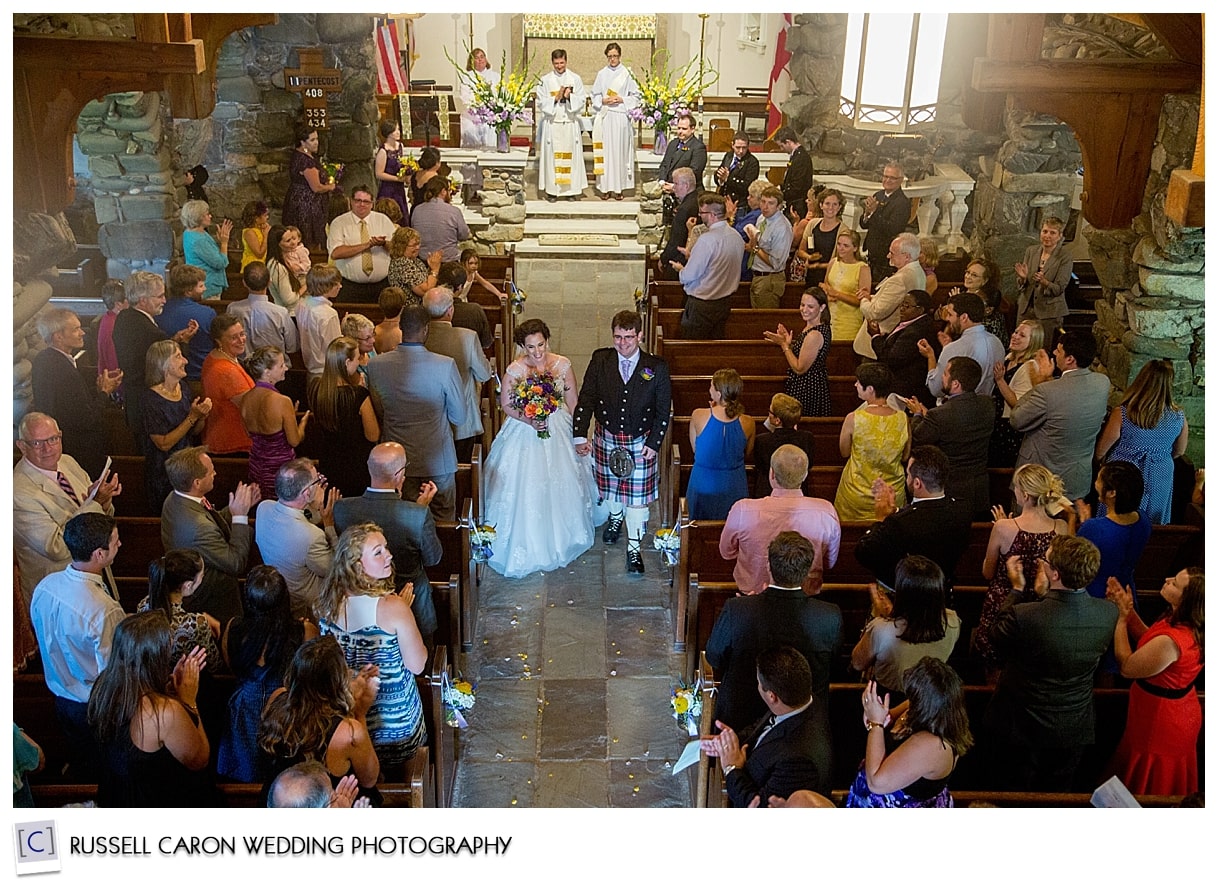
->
xmin=973 ymin=59 xmax=1200 ymax=94
xmin=14 ymin=35 xmax=205 ymax=75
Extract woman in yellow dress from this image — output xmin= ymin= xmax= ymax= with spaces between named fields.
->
xmin=835 ymin=362 xmax=909 ymax=521
xmin=820 ymin=227 xmax=871 ymax=345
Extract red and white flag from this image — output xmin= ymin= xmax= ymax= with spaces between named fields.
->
xmin=375 ymin=19 xmax=408 ymax=95
xmin=766 ymin=13 xmax=793 ymax=139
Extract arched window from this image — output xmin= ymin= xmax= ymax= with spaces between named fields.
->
xmin=840 ymin=13 xmax=949 ymax=132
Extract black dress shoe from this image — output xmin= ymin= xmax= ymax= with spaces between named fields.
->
xmin=626 ymin=542 xmax=644 ymax=574
xmin=602 ymin=512 xmax=624 ymax=545
xmin=545 ymin=194 xmax=557 ymax=203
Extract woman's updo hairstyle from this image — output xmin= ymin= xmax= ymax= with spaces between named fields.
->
xmin=1012 ymin=463 xmax=1071 ymax=516
xmin=514 ymin=318 xmax=551 ymax=348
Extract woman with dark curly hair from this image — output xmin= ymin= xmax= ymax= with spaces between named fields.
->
xmin=258 ymin=634 xmax=381 ymax=803
xmin=846 ymin=656 xmax=972 ymax=807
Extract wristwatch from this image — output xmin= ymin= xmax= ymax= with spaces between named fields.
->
xmin=722 ymin=764 xmax=737 ymax=776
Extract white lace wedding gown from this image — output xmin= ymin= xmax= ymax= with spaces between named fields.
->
xmin=483 ymin=356 xmax=607 ymax=578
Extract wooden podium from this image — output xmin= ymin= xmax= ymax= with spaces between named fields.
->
xmin=400 ymin=82 xmax=459 ymax=148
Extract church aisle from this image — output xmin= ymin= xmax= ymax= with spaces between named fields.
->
xmin=452 ymin=526 xmax=694 ymax=807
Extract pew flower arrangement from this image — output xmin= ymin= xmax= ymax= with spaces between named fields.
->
xmin=508 ymin=370 xmax=563 ymax=440
xmin=671 ymin=681 xmax=703 ymax=736
xmin=633 ymin=287 xmax=646 ymax=313
xmin=653 ymin=519 xmax=690 ymax=567
xmin=508 ymin=281 xmax=527 ymax=315
xmin=441 ymin=673 xmax=477 ymax=728
xmin=460 ymin=520 xmax=496 ymax=563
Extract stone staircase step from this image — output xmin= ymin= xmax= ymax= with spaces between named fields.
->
xmin=524 ymin=217 xmax=639 ymax=236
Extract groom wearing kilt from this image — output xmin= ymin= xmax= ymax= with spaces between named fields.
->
xmin=574 ymin=310 xmax=672 ymax=574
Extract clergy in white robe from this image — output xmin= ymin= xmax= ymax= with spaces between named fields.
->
xmin=536 ymin=51 xmax=588 ymax=200
xmin=591 ymin=43 xmax=639 ymax=198
xmin=459 ymin=49 xmax=501 ymax=151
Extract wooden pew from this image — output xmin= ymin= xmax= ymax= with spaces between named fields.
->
xmin=670 ymin=374 xmax=860 ymax=415
xmin=31 ymin=777 xmax=429 ymax=809
xmin=649 ymin=280 xmax=806 ymax=310
xmin=424 ymin=644 xmax=457 ymax=808
xmin=656 ymin=331 xmax=859 ymax=379
xmin=426 ymin=497 xmax=478 ymax=652
xmin=672 ymin=415 xmax=843 ymax=466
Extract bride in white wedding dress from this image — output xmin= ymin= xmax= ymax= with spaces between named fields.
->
xmin=483 ymin=318 xmax=606 ymax=578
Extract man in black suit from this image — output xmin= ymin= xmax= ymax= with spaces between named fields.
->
xmin=573 ymin=310 xmax=672 ymax=574
xmin=656 ymin=114 xmax=707 ymax=192
xmin=714 ymin=130 xmax=760 ymax=204
xmin=984 ymin=534 xmax=1117 ymax=792
xmin=907 ymin=357 xmax=996 ymax=520
xmin=702 ymin=645 xmax=830 ymax=805
xmin=333 ymin=442 xmax=441 ymax=643
xmin=870 ymin=289 xmax=939 ymax=408
xmin=31 ymin=307 xmax=123 ymax=477
xmin=774 ymin=126 xmax=813 ymax=220
xmin=751 ymin=393 xmax=814 ymax=497
xmin=854 ymin=446 xmax=972 ymax=597
xmin=113 ymin=270 xmax=200 ymax=437
xmin=708 ymin=531 xmax=842 ymax=738
xmin=160 ymin=446 xmax=259 ymax=623
xmin=659 ymin=169 xmax=700 ymax=280
xmin=860 ymin=162 xmax=912 ymax=284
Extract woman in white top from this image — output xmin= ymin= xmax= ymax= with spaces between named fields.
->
xmin=265 ymin=225 xmax=305 ymax=310
xmin=990 ymin=319 xmax=1045 ymax=468
xmin=459 ymin=48 xmax=501 ymax=150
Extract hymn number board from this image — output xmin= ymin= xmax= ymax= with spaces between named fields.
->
xmin=285 ymin=48 xmax=342 ymax=129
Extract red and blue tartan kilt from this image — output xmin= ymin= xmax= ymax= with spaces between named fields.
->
xmin=592 ymin=426 xmax=658 ymax=506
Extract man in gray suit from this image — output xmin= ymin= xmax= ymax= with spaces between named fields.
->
xmin=907 ymin=357 xmax=996 ymax=519
xmin=161 ymin=446 xmax=260 ymax=623
xmin=366 ymin=306 xmax=469 ymax=522
xmin=1009 ymin=330 xmax=1110 ymax=500
xmin=423 ymin=287 xmax=492 ymax=464
xmin=333 ymin=442 xmax=441 ymax=644
xmin=254 ymin=458 xmax=339 ymax=618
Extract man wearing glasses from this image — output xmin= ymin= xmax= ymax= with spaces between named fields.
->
xmin=860 ymin=163 xmax=912 ymax=285
xmin=254 ymin=458 xmax=340 ymax=619
xmin=669 ymin=194 xmax=745 ymax=339
xmin=327 ymin=184 xmax=395 ymax=302
xmin=659 ymin=168 xmax=701 ymax=278
xmin=14 ymin=412 xmax=122 ymax=609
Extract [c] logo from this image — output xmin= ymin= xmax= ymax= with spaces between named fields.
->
xmin=12 ymin=820 xmax=61 ymax=875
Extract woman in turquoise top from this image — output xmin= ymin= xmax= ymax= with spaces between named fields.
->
xmin=686 ymin=368 xmax=755 ymax=519
xmin=181 ymin=199 xmax=232 ymax=300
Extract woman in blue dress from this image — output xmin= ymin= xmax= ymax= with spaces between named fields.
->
xmin=1095 ymin=359 xmax=1188 ymax=525
xmin=686 ymin=369 xmax=755 ymax=519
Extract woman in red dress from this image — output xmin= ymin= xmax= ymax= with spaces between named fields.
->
xmin=1107 ymin=567 xmax=1204 ymax=796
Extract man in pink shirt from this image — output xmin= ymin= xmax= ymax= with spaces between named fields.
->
xmin=719 ymin=444 xmax=841 ymax=594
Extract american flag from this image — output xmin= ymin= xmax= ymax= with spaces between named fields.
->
xmin=375 ymin=19 xmax=408 ymax=96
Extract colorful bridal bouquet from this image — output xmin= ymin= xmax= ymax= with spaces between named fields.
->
xmin=509 ymin=371 xmax=563 ymax=439
xmin=671 ymin=681 xmax=704 ymax=737
xmin=460 ymin=520 xmax=496 ymax=563
xmin=448 ymin=48 xmax=537 ymax=134
xmin=627 ymin=50 xmax=718 ymax=136
xmin=508 ymin=281 xmax=527 ymax=315
xmin=320 ymin=159 xmax=344 ymax=185
xmin=441 ymin=672 xmax=477 ymax=728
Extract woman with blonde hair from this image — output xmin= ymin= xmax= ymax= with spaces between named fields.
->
xmin=819 ymin=227 xmax=871 ymax=344
xmin=181 ymin=199 xmax=232 ymax=300
xmin=973 ymin=463 xmax=1073 ymax=667
xmin=917 ymin=237 xmax=940 ymax=297
xmin=1095 ymin=359 xmax=1188 ymax=524
xmin=303 ymin=337 xmax=379 ymax=497
xmin=989 ymin=319 xmax=1045 ymax=468
xmin=387 ymin=226 xmax=442 ymax=304
xmin=315 ymin=524 xmax=428 ymax=770
xmin=686 ymin=368 xmax=756 ymax=519
xmin=239 ymin=200 xmax=270 ymax=270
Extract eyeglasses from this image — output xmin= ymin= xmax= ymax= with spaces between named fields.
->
xmin=352 ymin=198 xmax=373 ymax=205
xmin=881 ymin=174 xmax=902 ymax=181
xmin=22 ymin=435 xmax=63 ymax=448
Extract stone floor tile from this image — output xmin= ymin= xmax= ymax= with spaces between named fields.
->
xmin=453 ymin=759 xmax=538 ymax=808
xmin=534 ymin=760 xmax=610 ymax=807
xmin=468 ymin=605 xmax=544 ymax=680
xmin=607 ymin=758 xmax=691 ymax=808
xmin=540 ymin=605 xmax=606 ymax=678
xmin=539 ymin=679 xmax=608 ymax=759
xmin=605 ymin=676 xmax=687 ymax=761
xmin=605 ymin=607 xmax=671 ymax=678
xmin=456 ymin=679 xmax=541 ymax=762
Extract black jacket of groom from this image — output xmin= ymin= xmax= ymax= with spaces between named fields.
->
xmin=573 ymin=348 xmax=672 ymax=453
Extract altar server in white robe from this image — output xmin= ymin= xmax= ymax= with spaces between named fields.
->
xmin=591 ymin=42 xmax=640 ymax=200
xmin=536 ymin=49 xmax=588 ymax=201
xmin=460 ymin=47 xmax=501 ymax=151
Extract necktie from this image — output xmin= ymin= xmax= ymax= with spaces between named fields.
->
xmin=359 ymin=220 xmax=373 ymax=276
xmin=753 ymin=714 xmax=778 ymax=748
xmin=620 ymin=359 xmax=631 ymax=383
xmin=749 ymin=217 xmax=768 ymax=270
xmin=56 ymin=471 xmax=81 ymax=506
xmin=729 ymin=156 xmax=738 ymax=171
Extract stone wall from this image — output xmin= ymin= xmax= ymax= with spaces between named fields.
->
xmin=475 ymin=164 xmax=526 ymax=252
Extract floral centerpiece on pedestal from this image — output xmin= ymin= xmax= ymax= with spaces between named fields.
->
xmin=447 ymin=48 xmax=538 ymax=152
xmin=628 ymin=50 xmax=718 ymax=154
xmin=508 ymin=371 xmax=563 ymax=440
